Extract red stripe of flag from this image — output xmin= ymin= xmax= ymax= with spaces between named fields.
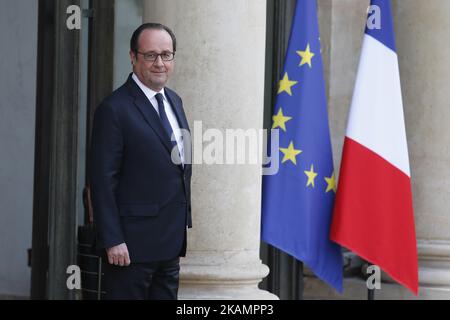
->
xmin=330 ymin=137 xmax=418 ymax=295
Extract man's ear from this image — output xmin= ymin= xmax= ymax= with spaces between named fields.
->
xmin=130 ymin=50 xmax=136 ymax=65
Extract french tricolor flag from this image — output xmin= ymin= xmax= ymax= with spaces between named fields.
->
xmin=330 ymin=0 xmax=419 ymax=295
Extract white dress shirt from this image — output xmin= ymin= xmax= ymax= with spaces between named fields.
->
xmin=132 ymin=73 xmax=185 ymax=165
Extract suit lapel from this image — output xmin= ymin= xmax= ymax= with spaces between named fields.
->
xmin=127 ymin=75 xmax=190 ymax=172
xmin=165 ymin=89 xmax=189 ymax=131
xmin=127 ymin=75 xmax=173 ymax=154
xmin=165 ymin=89 xmax=192 ymax=173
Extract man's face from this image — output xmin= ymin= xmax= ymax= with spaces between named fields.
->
xmin=130 ymin=28 xmax=174 ymax=91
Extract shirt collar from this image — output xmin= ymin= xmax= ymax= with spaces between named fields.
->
xmin=132 ymin=73 xmax=166 ymax=101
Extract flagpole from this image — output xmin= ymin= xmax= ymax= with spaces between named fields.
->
xmin=367 ymin=263 xmax=375 ymax=300
xmin=368 ymin=287 xmax=375 ymax=300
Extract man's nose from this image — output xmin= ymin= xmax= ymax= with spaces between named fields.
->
xmin=153 ymin=55 xmax=164 ymax=66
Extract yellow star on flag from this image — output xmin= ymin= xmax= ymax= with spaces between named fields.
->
xmin=272 ymin=108 xmax=292 ymax=132
xmin=304 ymin=164 xmax=318 ymax=188
xmin=296 ymin=44 xmax=315 ymax=68
xmin=325 ymin=172 xmax=337 ymax=193
xmin=280 ymin=141 xmax=302 ymax=165
xmin=278 ymin=72 xmax=298 ymax=96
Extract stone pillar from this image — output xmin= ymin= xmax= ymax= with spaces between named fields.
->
xmin=143 ymin=0 xmax=277 ymax=299
xmin=393 ymin=0 xmax=450 ymax=299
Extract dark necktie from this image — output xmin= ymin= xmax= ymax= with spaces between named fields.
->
xmin=155 ymin=93 xmax=181 ymax=160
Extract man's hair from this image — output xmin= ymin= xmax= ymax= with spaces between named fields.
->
xmin=130 ymin=23 xmax=177 ymax=54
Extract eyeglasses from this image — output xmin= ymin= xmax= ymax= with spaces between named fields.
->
xmin=137 ymin=51 xmax=175 ymax=62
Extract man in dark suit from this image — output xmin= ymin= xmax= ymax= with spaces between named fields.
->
xmin=90 ymin=23 xmax=192 ymax=300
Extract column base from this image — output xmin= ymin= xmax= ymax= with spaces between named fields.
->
xmin=303 ymin=240 xmax=450 ymax=299
xmin=303 ymin=275 xmax=450 ymax=299
xmin=179 ymin=284 xmax=278 ymax=300
xmin=178 ymin=251 xmax=279 ymax=300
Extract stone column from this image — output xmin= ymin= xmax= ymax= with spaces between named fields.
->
xmin=393 ymin=0 xmax=450 ymax=299
xmin=143 ymin=0 xmax=277 ymax=299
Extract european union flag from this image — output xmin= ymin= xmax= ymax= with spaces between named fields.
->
xmin=261 ymin=0 xmax=343 ymax=292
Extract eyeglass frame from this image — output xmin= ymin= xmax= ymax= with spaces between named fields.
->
xmin=136 ymin=51 xmax=175 ymax=62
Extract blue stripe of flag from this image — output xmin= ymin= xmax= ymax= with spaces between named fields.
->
xmin=365 ymin=0 xmax=397 ymax=52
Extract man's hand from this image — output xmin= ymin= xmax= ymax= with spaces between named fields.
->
xmin=106 ymin=243 xmax=131 ymax=266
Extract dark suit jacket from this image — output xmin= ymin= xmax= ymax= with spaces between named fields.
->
xmin=90 ymin=73 xmax=192 ymax=262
